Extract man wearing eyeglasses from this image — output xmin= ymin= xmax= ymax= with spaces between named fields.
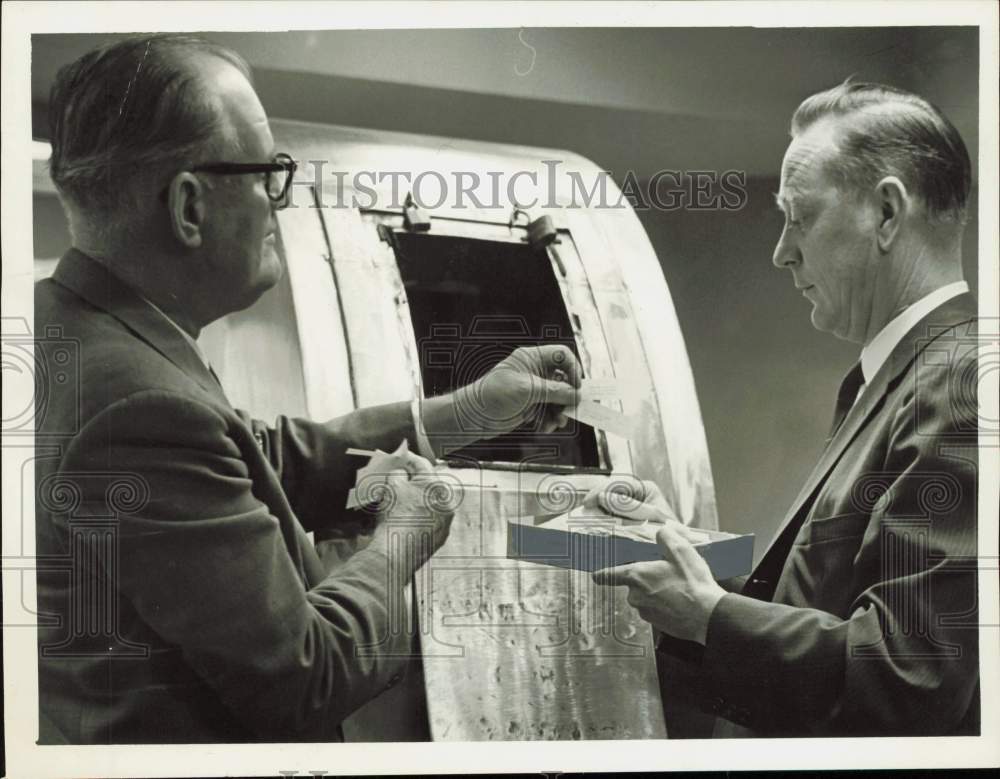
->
xmin=34 ymin=34 xmax=580 ymax=744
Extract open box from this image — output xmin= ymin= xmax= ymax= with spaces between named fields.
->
xmin=507 ymin=506 xmax=754 ymax=580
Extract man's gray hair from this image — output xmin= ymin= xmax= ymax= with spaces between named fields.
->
xmin=48 ymin=34 xmax=252 ymax=230
xmin=791 ymin=80 xmax=971 ymax=224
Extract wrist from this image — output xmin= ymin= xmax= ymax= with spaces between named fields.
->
xmin=419 ymin=382 xmax=499 ymax=452
xmin=410 ymin=396 xmax=437 ymax=460
xmin=694 ymin=585 xmax=727 ymax=646
xmin=367 ymin=521 xmax=429 ymax=580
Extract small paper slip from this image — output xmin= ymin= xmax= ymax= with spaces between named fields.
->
xmin=563 ymin=400 xmax=639 ymax=439
xmin=578 ymin=378 xmax=626 ymax=402
xmin=346 ymin=439 xmax=410 ymax=509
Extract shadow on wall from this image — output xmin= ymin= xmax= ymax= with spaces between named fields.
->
xmin=639 ymin=176 xmax=980 ymax=552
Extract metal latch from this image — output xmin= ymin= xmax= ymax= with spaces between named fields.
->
xmin=527 ymin=214 xmax=560 ymax=249
xmin=509 ymin=207 xmax=560 ymax=250
xmin=403 ymin=192 xmax=431 ymax=232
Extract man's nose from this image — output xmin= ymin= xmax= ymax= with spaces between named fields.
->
xmin=772 ymin=226 xmax=800 ymax=269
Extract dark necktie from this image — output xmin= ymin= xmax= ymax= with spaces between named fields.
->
xmin=828 ymin=361 xmax=865 ymax=439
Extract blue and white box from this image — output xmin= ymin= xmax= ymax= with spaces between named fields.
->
xmin=507 ymin=507 xmax=754 ymax=580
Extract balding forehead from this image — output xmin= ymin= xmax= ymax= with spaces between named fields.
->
xmin=189 ymin=53 xmax=258 ymax=111
xmin=191 ymin=53 xmax=272 ymax=155
xmin=781 ymin=119 xmax=843 ymax=192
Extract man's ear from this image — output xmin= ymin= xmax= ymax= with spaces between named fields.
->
xmin=166 ymin=172 xmax=206 ymax=248
xmin=873 ymin=176 xmax=908 ymax=253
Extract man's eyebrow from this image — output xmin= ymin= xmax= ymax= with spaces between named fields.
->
xmin=774 ymin=189 xmax=806 ymax=215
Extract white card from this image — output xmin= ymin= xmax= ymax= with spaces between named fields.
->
xmin=346 ymin=439 xmax=410 ymax=509
xmin=563 ymin=400 xmax=639 ymax=439
xmin=578 ymin=377 xmax=625 ymax=402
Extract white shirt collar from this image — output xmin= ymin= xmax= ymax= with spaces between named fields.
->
xmin=860 ymin=281 xmax=969 ymax=385
xmin=139 ymin=294 xmax=210 ymax=370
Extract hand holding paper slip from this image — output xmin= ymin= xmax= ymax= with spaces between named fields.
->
xmin=346 ymin=439 xmax=420 ymax=509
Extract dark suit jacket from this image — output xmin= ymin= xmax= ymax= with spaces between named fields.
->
xmin=659 ymin=292 xmax=980 ymax=737
xmin=35 ymin=249 xmax=422 ymax=743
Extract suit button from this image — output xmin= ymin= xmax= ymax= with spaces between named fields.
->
xmin=387 ymin=673 xmax=402 ymax=689
xmin=710 ymin=696 xmax=725 ymax=714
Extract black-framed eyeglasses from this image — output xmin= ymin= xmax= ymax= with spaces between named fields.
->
xmin=159 ymin=152 xmax=298 ymax=208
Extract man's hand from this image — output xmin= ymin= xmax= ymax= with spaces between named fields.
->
xmin=581 ymin=476 xmax=677 ymax=523
xmin=454 ymin=344 xmax=582 ymax=435
xmin=363 ymin=448 xmax=455 ymax=572
xmin=592 ymin=522 xmax=726 ymax=645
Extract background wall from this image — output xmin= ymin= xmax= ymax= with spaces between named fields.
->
xmin=29 ymin=27 xmax=980 ymax=550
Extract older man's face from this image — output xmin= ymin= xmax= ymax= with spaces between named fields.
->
xmin=772 ymin=120 xmax=880 ymax=343
xmin=197 ymin=56 xmax=283 ymax=312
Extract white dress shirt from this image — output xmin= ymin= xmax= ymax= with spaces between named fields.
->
xmin=859 ymin=280 xmax=970 ymax=387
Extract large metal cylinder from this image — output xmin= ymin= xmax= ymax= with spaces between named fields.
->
xmin=201 ymin=119 xmax=718 ymax=741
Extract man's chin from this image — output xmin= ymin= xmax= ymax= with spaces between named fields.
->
xmin=251 ymin=264 xmax=283 ymax=300
xmin=810 ymin=307 xmax=835 ymax=336
xmin=258 ymin=248 xmax=284 ymax=287
xmin=811 ymin=309 xmax=856 ymax=343
xmin=263 ymin=257 xmax=284 ymax=287
xmin=228 ymin=261 xmax=282 ymax=315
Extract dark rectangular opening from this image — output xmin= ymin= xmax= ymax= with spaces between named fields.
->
xmin=391 ymin=230 xmax=602 ymax=469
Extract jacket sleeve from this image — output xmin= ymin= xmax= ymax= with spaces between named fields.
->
xmin=59 ymin=389 xmax=415 ymax=741
xmin=661 ymin=351 xmax=979 ymax=736
xmin=239 ymin=400 xmax=418 ymax=534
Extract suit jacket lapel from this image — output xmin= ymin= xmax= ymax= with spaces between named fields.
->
xmin=753 ymin=292 xmax=978 ymax=575
xmin=52 ymin=249 xmax=227 ymax=403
